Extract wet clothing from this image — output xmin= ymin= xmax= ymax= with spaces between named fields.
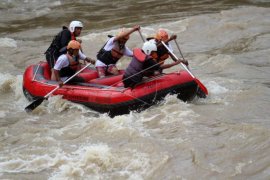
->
xmin=53 ymin=51 xmax=86 ymax=83
xmin=95 ymin=37 xmax=132 ymax=77
xmin=96 ymin=37 xmax=133 ymax=66
xmin=123 ymin=48 xmax=161 ymax=88
xmin=45 ymin=26 xmax=75 ymax=68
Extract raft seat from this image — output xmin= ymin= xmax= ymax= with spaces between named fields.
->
xmin=77 ymin=67 xmax=99 ymax=82
xmin=89 ymin=74 xmax=123 ymax=86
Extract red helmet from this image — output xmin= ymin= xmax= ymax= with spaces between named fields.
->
xmin=67 ymin=40 xmax=81 ymax=50
xmin=155 ymin=29 xmax=169 ymax=41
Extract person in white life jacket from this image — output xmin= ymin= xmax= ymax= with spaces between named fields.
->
xmin=147 ymin=29 xmax=188 ymax=66
xmin=45 ymin=20 xmax=90 ymax=69
xmin=51 ymin=40 xmax=95 ymax=86
xmin=123 ymin=40 xmax=182 ymax=88
xmin=95 ymin=25 xmax=141 ymax=78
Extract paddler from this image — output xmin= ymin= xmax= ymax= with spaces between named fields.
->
xmin=51 ymin=40 xmax=95 ymax=86
xmin=95 ymin=25 xmax=141 ymax=78
xmin=122 ymin=40 xmax=181 ymax=88
xmin=147 ymin=29 xmax=188 ymax=66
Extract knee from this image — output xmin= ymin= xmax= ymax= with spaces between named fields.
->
xmin=96 ymin=67 xmax=105 ymax=78
xmin=109 ymin=66 xmax=119 ymax=75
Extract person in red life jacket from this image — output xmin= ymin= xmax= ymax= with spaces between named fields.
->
xmin=122 ymin=40 xmax=182 ymax=88
xmin=51 ymin=40 xmax=95 ymax=86
xmin=95 ymin=25 xmax=141 ymax=78
xmin=147 ymin=29 xmax=188 ymax=66
xmin=45 ymin=20 xmax=90 ymax=70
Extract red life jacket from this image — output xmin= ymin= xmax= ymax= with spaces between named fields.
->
xmin=71 ymin=33 xmax=76 ymax=40
xmin=133 ymin=48 xmax=147 ymax=62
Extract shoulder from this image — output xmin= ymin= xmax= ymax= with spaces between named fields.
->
xmin=57 ymin=54 xmax=68 ymax=62
xmin=60 ymin=29 xmax=71 ymax=37
xmin=54 ymin=55 xmax=68 ymax=69
xmin=108 ymin=37 xmax=115 ymax=44
xmin=133 ymin=48 xmax=146 ymax=62
xmin=103 ymin=37 xmax=115 ymax=50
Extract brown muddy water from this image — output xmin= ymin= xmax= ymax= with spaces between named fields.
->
xmin=0 ymin=0 xmax=270 ymax=179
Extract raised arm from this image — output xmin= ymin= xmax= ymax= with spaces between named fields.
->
xmin=114 ymin=25 xmax=141 ymax=42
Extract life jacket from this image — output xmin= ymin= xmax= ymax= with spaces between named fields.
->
xmin=123 ymin=48 xmax=149 ymax=83
xmin=96 ymin=36 xmax=125 ymax=65
xmin=45 ymin=26 xmax=73 ymax=55
xmin=71 ymin=33 xmax=76 ymax=40
xmin=133 ymin=48 xmax=147 ymax=62
xmin=59 ymin=55 xmax=79 ymax=77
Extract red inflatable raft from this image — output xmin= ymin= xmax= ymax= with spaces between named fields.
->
xmin=23 ymin=62 xmax=200 ymax=116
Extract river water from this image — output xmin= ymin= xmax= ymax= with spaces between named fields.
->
xmin=0 ymin=0 xmax=270 ymax=179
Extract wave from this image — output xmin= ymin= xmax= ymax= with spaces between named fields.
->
xmin=0 ymin=38 xmax=17 ymax=48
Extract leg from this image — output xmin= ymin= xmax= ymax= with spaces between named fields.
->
xmin=96 ymin=66 xmax=106 ymax=78
xmin=45 ymin=50 xmax=58 ymax=69
xmin=123 ymin=76 xmax=137 ymax=88
xmin=107 ymin=65 xmax=119 ymax=75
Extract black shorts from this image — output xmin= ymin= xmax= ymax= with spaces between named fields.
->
xmin=123 ymin=75 xmax=137 ymax=88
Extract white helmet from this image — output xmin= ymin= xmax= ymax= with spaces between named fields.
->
xmin=142 ymin=39 xmax=157 ymax=55
xmin=69 ymin=20 xmax=83 ymax=33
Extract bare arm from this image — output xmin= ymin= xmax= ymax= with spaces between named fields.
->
xmin=159 ymin=34 xmax=189 ymax=66
xmin=84 ymin=57 xmax=96 ymax=64
xmin=160 ymin=60 xmax=181 ymax=70
xmin=53 ymin=69 xmax=63 ymax=86
xmin=114 ymin=25 xmax=141 ymax=42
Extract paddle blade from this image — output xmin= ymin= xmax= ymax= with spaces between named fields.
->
xmin=25 ymin=98 xmax=44 ymax=112
xmin=194 ymin=78 xmax=208 ymax=97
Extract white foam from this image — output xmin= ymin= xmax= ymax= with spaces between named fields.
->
xmin=207 ymin=81 xmax=228 ymax=95
xmin=50 ymin=1 xmax=61 ymax=7
xmin=0 ymin=154 xmax=55 ymax=173
xmin=48 ymin=144 xmax=113 ymax=179
xmin=159 ymin=95 xmax=198 ymax=125
xmin=0 ymin=73 xmax=16 ymax=93
xmin=101 ymin=112 xmax=151 ymax=137
xmin=34 ymin=7 xmax=51 ymax=17
xmin=0 ymin=38 xmax=17 ymax=48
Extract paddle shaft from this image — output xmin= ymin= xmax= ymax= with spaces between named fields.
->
xmin=137 ymin=31 xmax=207 ymax=96
xmin=174 ymin=39 xmax=186 ymax=61
xmin=161 ymin=41 xmax=194 ymax=78
xmin=161 ymin=41 xmax=208 ymax=96
xmin=138 ymin=30 xmax=145 ymax=42
xmin=45 ymin=63 xmax=92 ymax=98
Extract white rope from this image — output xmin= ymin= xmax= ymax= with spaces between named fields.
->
xmin=109 ymin=59 xmax=164 ymax=88
xmin=121 ymin=75 xmax=163 ymax=106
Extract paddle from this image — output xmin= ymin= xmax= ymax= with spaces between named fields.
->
xmin=138 ymin=30 xmax=145 ymax=42
xmin=25 ymin=63 xmax=92 ymax=112
xmin=161 ymin=41 xmax=208 ymax=97
xmin=174 ymin=39 xmax=187 ymax=64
